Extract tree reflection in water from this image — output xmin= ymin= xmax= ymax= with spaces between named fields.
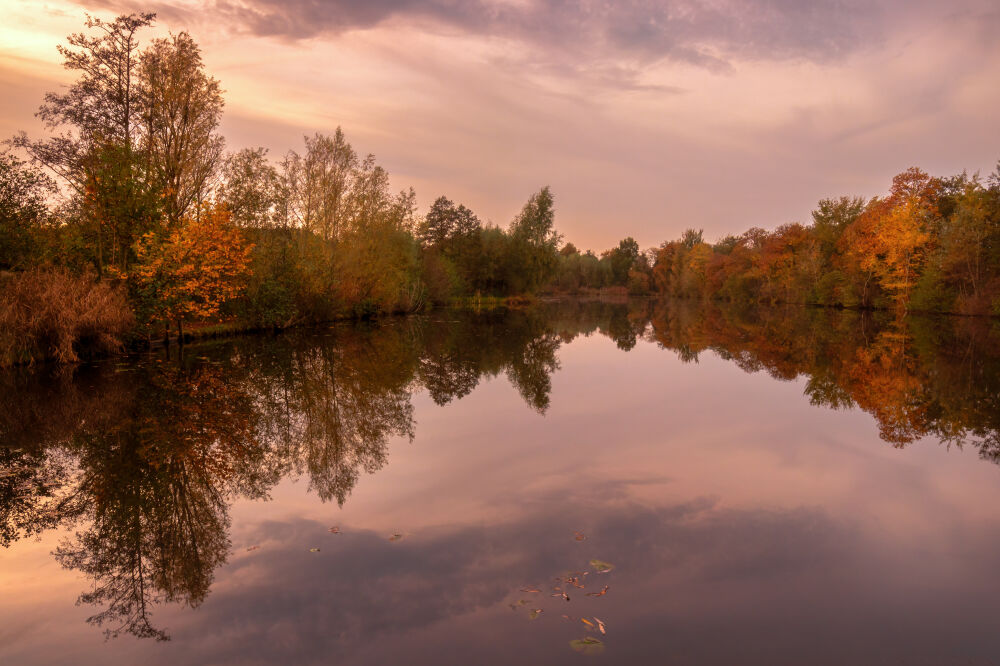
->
xmin=1 ymin=300 xmax=999 ymax=639
xmin=648 ymin=300 xmax=1000 ymax=457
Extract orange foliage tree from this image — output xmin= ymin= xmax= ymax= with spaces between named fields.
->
xmin=839 ymin=168 xmax=940 ymax=312
xmin=132 ymin=203 xmax=252 ymax=337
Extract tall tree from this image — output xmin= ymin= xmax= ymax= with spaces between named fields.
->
xmin=281 ymin=129 xmax=357 ymax=239
xmin=507 ymin=186 xmax=561 ymax=292
xmin=13 ymin=12 xmax=155 ymax=189
xmin=11 ymin=12 xmax=158 ymax=276
xmin=139 ymin=32 xmax=225 ymax=224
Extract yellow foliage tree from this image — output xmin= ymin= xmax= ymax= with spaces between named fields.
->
xmin=133 ymin=203 xmax=252 ymax=338
xmin=841 ymin=168 xmax=939 ymax=312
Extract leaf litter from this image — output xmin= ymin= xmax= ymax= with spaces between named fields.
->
xmin=569 ymin=637 xmax=605 ymax=655
xmin=506 ymin=545 xmax=617 ymax=654
xmin=589 ymin=559 xmax=614 ymax=573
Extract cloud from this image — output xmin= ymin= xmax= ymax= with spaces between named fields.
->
xmin=76 ymin=0 xmax=884 ymax=68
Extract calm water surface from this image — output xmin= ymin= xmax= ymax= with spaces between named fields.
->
xmin=2 ymin=300 xmax=1000 ymax=665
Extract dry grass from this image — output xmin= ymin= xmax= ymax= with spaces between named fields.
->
xmin=0 ymin=268 xmax=134 ymax=366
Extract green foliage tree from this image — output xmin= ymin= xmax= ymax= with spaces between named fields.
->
xmin=506 ymin=186 xmax=561 ymax=293
xmin=0 ymin=153 xmax=55 ymax=269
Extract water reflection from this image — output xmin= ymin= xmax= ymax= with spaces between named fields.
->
xmin=647 ymin=300 xmax=1000 ymax=456
xmin=1 ymin=299 xmax=999 ymax=646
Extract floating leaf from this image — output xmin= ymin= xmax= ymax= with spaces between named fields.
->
xmin=389 ymin=533 xmax=404 ymax=542
xmin=246 ymin=545 xmax=260 ymax=552
xmin=594 ymin=617 xmax=606 ymax=635
xmin=528 ymin=609 xmax=543 ymax=620
xmin=585 ymin=585 xmax=609 ymax=597
xmin=569 ymin=637 xmax=605 ymax=655
xmin=309 ymin=548 xmax=321 ymax=552
xmin=574 ymin=531 xmax=587 ymax=541
xmin=328 ymin=526 xmax=341 ymax=534
xmin=516 ymin=599 xmax=531 ymax=606
xmin=589 ymin=559 xmax=615 ymax=573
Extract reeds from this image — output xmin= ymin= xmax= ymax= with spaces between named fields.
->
xmin=0 ymin=268 xmax=134 ymax=366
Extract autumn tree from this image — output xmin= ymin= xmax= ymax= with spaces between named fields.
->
xmin=841 ymin=168 xmax=940 ymax=312
xmin=937 ymin=175 xmax=1000 ymax=311
xmin=132 ymin=203 xmax=252 ymax=337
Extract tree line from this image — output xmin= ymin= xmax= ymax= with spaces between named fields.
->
xmin=0 ymin=13 xmax=565 ymax=364
xmin=650 ymin=167 xmax=1000 ymax=316
xmin=1 ymin=12 xmax=998 ymax=365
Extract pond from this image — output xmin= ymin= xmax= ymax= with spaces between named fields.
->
xmin=2 ymin=299 xmax=1000 ymax=665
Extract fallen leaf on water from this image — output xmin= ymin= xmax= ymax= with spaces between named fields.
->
xmin=574 ymin=531 xmax=587 ymax=541
xmin=594 ymin=617 xmax=606 ymax=635
xmin=246 ymin=545 xmax=260 ymax=552
xmin=328 ymin=526 xmax=341 ymax=534
xmin=389 ymin=533 xmax=404 ymax=542
xmin=309 ymin=548 xmax=320 ymax=552
xmin=516 ymin=599 xmax=531 ymax=606
xmin=528 ymin=609 xmax=543 ymax=620
xmin=569 ymin=637 xmax=605 ymax=655
xmin=589 ymin=559 xmax=615 ymax=573
xmin=585 ymin=585 xmax=610 ymax=597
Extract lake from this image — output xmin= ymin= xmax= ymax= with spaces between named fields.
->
xmin=2 ymin=299 xmax=1000 ymax=665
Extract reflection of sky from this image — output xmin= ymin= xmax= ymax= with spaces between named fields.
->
xmin=3 ymin=332 xmax=1000 ymax=664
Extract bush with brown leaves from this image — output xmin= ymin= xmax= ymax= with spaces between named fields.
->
xmin=0 ymin=268 xmax=134 ymax=366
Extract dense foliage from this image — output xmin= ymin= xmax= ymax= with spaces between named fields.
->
xmin=651 ymin=168 xmax=1000 ymax=316
xmin=0 ymin=13 xmax=570 ymax=363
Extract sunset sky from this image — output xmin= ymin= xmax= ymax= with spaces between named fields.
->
xmin=2 ymin=0 xmax=998 ymax=250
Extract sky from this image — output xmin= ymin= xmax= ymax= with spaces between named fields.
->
xmin=1 ymin=0 xmax=999 ymax=250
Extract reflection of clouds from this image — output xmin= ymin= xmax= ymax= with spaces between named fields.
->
xmin=156 ymin=490 xmax=1000 ymax=665
xmin=156 ymin=499 xmax=862 ymax=664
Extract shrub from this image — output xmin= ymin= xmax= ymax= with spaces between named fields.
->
xmin=0 ymin=268 xmax=133 ymax=366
